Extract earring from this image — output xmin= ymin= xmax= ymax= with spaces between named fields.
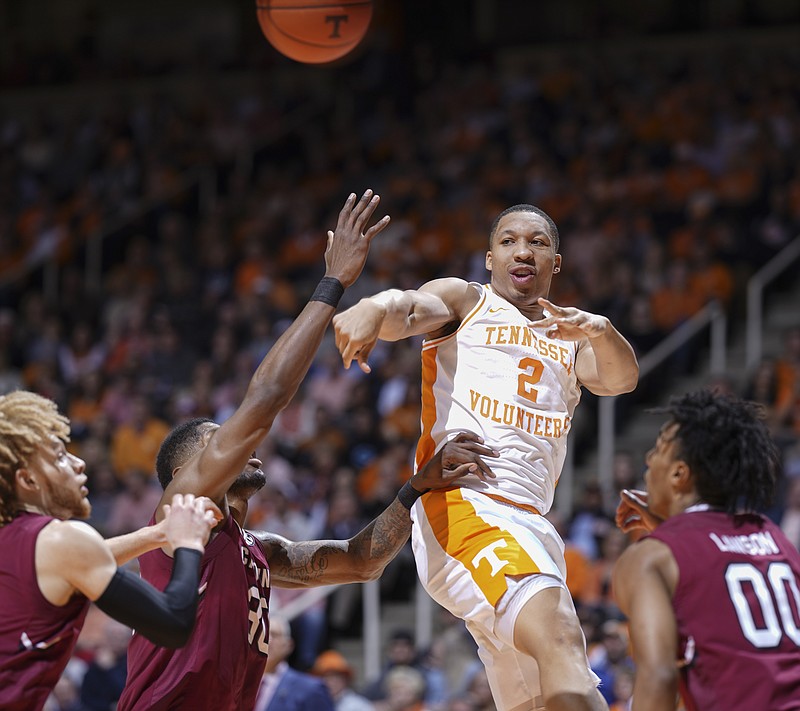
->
xmin=553 ymin=267 xmax=560 ymax=273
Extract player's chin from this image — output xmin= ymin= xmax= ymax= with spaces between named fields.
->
xmin=75 ymin=499 xmax=92 ymax=519
xmin=229 ymin=469 xmax=267 ymax=497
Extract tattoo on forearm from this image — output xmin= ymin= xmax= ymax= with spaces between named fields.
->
xmin=270 ymin=540 xmax=336 ymax=584
xmin=353 ymin=500 xmax=412 ymax=562
xmin=258 ymin=500 xmax=412 ymax=585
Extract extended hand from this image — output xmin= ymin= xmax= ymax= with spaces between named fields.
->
xmin=333 ymin=300 xmax=384 ymax=373
xmin=412 ymin=432 xmax=499 ymax=490
xmin=532 ymin=298 xmax=610 ymax=341
xmin=615 ymin=489 xmax=663 ymax=533
xmin=324 ymin=189 xmax=390 ymax=288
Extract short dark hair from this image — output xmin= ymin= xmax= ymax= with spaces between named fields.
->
xmin=654 ymin=390 xmax=779 ymax=513
xmin=156 ymin=417 xmax=213 ymax=490
xmin=489 ymin=204 xmax=560 ymax=252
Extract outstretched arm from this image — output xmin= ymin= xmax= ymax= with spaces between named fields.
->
xmin=36 ymin=495 xmax=218 ymax=648
xmin=259 ymin=433 xmax=497 ymax=587
xmin=106 ymin=525 xmax=167 ymax=567
xmin=333 ymin=278 xmax=480 ymax=373
xmin=160 ymin=191 xmax=390 ymax=516
xmin=533 ymin=297 xmax=639 ymax=395
xmin=106 ymin=496 xmax=223 ymax=565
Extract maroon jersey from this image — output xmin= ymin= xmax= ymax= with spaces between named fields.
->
xmin=0 ymin=512 xmax=90 ymax=711
xmin=118 ymin=513 xmax=270 ymax=711
xmin=649 ymin=509 xmax=800 ymax=711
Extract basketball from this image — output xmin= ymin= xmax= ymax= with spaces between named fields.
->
xmin=256 ymin=1 xmax=373 ymax=65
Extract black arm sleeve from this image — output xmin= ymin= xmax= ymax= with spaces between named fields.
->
xmin=94 ymin=547 xmax=202 ymax=648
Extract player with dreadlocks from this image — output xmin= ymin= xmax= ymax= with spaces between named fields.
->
xmin=0 ymin=390 xmax=219 ymax=711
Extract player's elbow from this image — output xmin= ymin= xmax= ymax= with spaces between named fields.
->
xmin=353 ymin=558 xmax=386 ymax=583
xmin=617 ymin=367 xmax=639 ymax=393
xmin=144 ymin=616 xmax=196 ymax=649
xmin=604 ymin=363 xmax=640 ymax=395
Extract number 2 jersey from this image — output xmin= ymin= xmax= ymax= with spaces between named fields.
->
xmin=117 ymin=513 xmax=270 ymax=711
xmin=416 ymin=283 xmax=582 ymax=515
xmin=649 ymin=509 xmax=800 ymax=711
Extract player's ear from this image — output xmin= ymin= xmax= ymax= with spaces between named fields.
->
xmin=553 ymin=254 xmax=562 ymax=274
xmin=15 ymin=467 xmax=40 ymax=493
xmin=485 ymin=251 xmax=493 ymax=272
xmin=671 ymin=461 xmax=693 ymax=492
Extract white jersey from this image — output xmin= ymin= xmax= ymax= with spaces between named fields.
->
xmin=415 ymin=283 xmax=581 ymax=514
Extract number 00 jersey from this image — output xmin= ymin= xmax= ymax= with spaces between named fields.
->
xmin=416 ymin=283 xmax=581 ymax=515
xmin=118 ymin=514 xmax=270 ymax=711
xmin=649 ymin=510 xmax=800 ymax=711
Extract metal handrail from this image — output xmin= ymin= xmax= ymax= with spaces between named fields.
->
xmin=746 ymin=235 xmax=800 ymax=370
xmin=596 ymin=300 xmax=727 ymax=511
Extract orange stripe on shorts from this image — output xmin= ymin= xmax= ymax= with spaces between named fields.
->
xmin=422 ymin=488 xmax=542 ymax=607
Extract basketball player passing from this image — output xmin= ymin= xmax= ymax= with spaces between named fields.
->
xmin=334 ymin=204 xmax=639 ymax=711
xmin=118 ymin=190 xmax=494 ymax=711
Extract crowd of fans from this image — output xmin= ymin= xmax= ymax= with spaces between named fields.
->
xmin=1 ymin=23 xmax=799 ymax=711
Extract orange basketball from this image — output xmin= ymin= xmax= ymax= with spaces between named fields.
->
xmin=256 ymin=0 xmax=373 ymax=64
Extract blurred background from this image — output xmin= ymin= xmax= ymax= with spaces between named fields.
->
xmin=1 ymin=2 xmax=799 ymax=710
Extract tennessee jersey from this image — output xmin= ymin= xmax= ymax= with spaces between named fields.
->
xmin=416 ymin=283 xmax=581 ymax=514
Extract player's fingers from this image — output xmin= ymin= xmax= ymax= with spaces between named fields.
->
xmin=444 ymin=463 xmax=478 ymax=479
xmin=364 ymin=215 xmax=391 ymax=241
xmin=459 ymin=441 xmax=500 ymax=459
xmin=349 ymin=189 xmax=374 ymax=225
xmin=162 ymin=504 xmax=171 ymax=517
xmin=531 ymin=316 xmax=557 ymax=329
xmin=537 ymin=297 xmax=563 ymax=313
xmin=621 ymin=489 xmax=647 ymax=508
xmin=339 ymin=340 xmax=361 ymax=370
xmin=356 ymin=353 xmax=372 ymax=374
xmin=452 ymin=431 xmax=483 ymax=444
xmin=338 ymin=192 xmax=357 ymax=222
xmin=354 ymin=193 xmax=380 ymax=230
xmin=473 ymin=458 xmax=495 ymax=480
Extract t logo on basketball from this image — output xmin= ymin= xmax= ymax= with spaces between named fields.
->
xmin=326 ymin=14 xmax=348 ymax=38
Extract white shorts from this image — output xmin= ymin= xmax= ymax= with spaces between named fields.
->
xmin=410 ymin=487 xmax=592 ymax=711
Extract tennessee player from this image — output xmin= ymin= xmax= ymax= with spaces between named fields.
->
xmin=333 ymin=204 xmax=639 ymax=711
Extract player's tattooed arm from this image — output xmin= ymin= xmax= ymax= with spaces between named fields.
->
xmin=254 ymin=503 xmax=412 ymax=589
xmin=256 ymin=433 xmax=497 ymax=589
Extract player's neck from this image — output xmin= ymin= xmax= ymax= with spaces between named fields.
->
xmin=228 ymin=497 xmax=248 ymax=526
xmin=18 ymin=502 xmax=49 ymax=517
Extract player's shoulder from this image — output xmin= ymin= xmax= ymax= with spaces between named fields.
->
xmin=38 ymin=518 xmax=106 ymax=552
xmin=419 ymin=276 xmax=478 ymax=299
xmin=616 ymin=534 xmax=674 ymax=576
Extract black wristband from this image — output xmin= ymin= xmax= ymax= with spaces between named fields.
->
xmin=397 ymin=480 xmax=427 ymax=510
xmin=310 ymin=276 xmax=345 ymax=308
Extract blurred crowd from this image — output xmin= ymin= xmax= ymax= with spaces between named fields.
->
xmin=1 ymin=25 xmax=799 ymax=711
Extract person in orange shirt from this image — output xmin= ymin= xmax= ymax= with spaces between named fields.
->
xmin=109 ymin=394 xmax=169 ymax=484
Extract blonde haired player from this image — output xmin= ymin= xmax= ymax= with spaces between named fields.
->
xmin=333 ymin=204 xmax=639 ymax=711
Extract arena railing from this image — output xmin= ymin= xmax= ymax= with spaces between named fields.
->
xmin=746 ymin=235 xmax=800 ymax=370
